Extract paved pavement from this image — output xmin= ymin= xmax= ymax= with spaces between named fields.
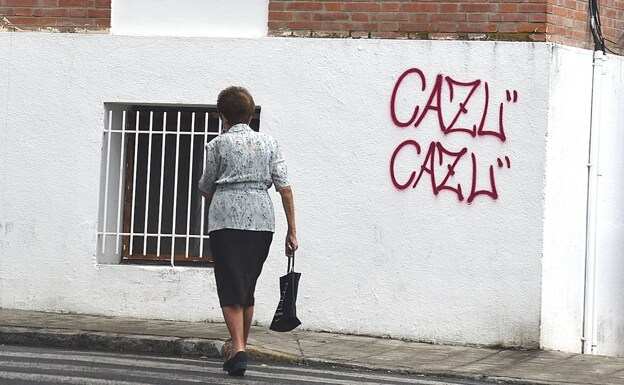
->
xmin=0 ymin=309 xmax=623 ymax=385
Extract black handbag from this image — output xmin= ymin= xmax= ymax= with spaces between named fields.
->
xmin=269 ymin=254 xmax=302 ymax=332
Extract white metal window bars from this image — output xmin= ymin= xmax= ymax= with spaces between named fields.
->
xmin=98 ymin=104 xmax=224 ymax=266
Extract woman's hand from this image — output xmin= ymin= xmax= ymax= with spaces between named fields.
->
xmin=285 ymin=232 xmax=298 ymax=257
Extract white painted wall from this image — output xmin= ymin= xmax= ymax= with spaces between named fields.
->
xmin=111 ymin=0 xmax=269 ymax=37
xmin=540 ymin=49 xmax=624 ymax=356
xmin=594 ymin=53 xmax=624 ymax=357
xmin=541 ymin=46 xmax=593 ymax=353
xmin=0 ymin=33 xmax=556 ymax=348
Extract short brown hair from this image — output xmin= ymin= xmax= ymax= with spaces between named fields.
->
xmin=217 ymin=86 xmax=255 ymax=125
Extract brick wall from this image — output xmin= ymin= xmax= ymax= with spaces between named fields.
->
xmin=0 ymin=1 xmax=621 ymax=54
xmin=269 ymin=0 xmax=624 ymax=54
xmin=547 ymin=0 xmax=624 ymax=52
xmin=0 ymin=0 xmax=110 ymax=32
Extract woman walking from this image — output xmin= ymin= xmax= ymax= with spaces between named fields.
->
xmin=199 ymin=86 xmax=298 ymax=376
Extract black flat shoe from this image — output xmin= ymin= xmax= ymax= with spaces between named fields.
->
xmin=222 ymin=355 xmax=234 ymax=371
xmin=226 ymin=351 xmax=248 ymax=376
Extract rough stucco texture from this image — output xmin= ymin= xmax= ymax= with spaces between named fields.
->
xmin=0 ymin=34 xmax=551 ymax=348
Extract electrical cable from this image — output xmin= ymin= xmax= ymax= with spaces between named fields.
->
xmin=603 ymin=38 xmax=622 ymax=55
xmin=588 ymin=0 xmax=605 ymax=52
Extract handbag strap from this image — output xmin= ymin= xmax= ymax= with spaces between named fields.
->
xmin=288 ymin=252 xmax=295 ymax=273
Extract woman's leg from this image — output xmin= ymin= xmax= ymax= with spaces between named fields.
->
xmin=243 ymin=305 xmax=254 ymax=345
xmin=222 ymin=305 xmax=245 ymax=355
xmin=223 ymin=305 xmax=254 ymax=354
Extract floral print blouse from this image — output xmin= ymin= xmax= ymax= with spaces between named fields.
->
xmin=198 ymin=123 xmax=290 ymax=233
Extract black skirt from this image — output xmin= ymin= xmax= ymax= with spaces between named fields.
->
xmin=209 ymin=229 xmax=273 ymax=307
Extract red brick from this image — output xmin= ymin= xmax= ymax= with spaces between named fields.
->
xmin=381 ymin=2 xmax=401 ymax=12
xmin=87 ymin=8 xmax=109 ymax=18
xmin=292 ymin=11 xmax=312 ymax=21
xmin=3 ymin=0 xmax=39 ymax=6
xmin=438 ymin=3 xmax=458 ymax=13
xmin=379 ymin=22 xmax=400 ymax=31
xmin=4 ymin=16 xmax=38 ymax=25
xmin=438 ymin=23 xmax=459 ymax=32
xmin=402 ymin=3 xmax=436 ymax=12
xmin=286 ymin=1 xmax=322 ymax=11
xmin=268 ymin=20 xmax=287 ymax=30
xmin=315 ymin=21 xmax=343 ymax=31
xmin=467 ymin=14 xmax=489 ymax=22
xmin=0 ymin=7 xmax=15 ymax=16
xmin=33 ymin=8 xmax=68 ymax=17
xmin=261 ymin=0 xmax=621 ymax=51
xmin=518 ymin=23 xmax=547 ymax=33
xmin=58 ymin=0 xmax=95 ymax=6
xmin=490 ymin=13 xmax=529 ymax=22
xmin=286 ymin=21 xmax=315 ymax=29
xmin=269 ymin=1 xmax=285 ymax=11
xmin=348 ymin=21 xmax=379 ymax=30
xmin=604 ymin=8 xmax=617 ymax=18
xmin=430 ymin=13 xmax=467 ymax=22
xmin=95 ymin=0 xmax=111 ymax=8
xmin=351 ymin=13 xmax=369 ymax=22
xmin=68 ymin=8 xmax=89 ymax=17
xmin=459 ymin=3 xmax=497 ymax=13
xmin=324 ymin=2 xmax=341 ymax=11
xmin=519 ymin=3 xmax=547 ymax=13
xmin=499 ymin=4 xmax=518 ymax=13
xmin=498 ymin=23 xmax=519 ymax=32
xmin=13 ymin=7 xmax=32 ymax=16
xmin=313 ymin=12 xmax=349 ymax=21
xmin=529 ymin=13 xmax=548 ymax=23
xmin=37 ymin=17 xmax=58 ymax=26
xmin=343 ymin=2 xmax=381 ymax=12
xmin=409 ymin=13 xmax=429 ymax=22
xmin=552 ymin=6 xmax=567 ymax=16
xmin=459 ymin=23 xmax=498 ymax=33
xmin=56 ymin=17 xmax=94 ymax=26
xmin=269 ymin=11 xmax=291 ymax=21
xmin=371 ymin=12 xmax=409 ymax=22
xmin=400 ymin=22 xmax=434 ymax=31
xmin=94 ymin=17 xmax=109 ymax=27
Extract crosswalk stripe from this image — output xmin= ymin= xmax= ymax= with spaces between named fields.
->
xmin=0 ymin=346 xmax=464 ymax=385
xmin=0 ymin=370 xmax=151 ymax=385
xmin=0 ymin=350 xmax=213 ymax=373
xmin=0 ymin=361 xmax=211 ymax=382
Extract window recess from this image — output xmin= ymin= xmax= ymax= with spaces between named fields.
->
xmin=97 ymin=103 xmax=260 ymax=266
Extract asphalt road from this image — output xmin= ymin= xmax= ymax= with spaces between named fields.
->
xmin=0 ymin=344 xmax=497 ymax=385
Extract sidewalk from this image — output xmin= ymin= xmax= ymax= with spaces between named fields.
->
xmin=0 ymin=309 xmax=623 ymax=384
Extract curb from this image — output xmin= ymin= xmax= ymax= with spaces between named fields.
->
xmin=0 ymin=326 xmax=223 ymax=358
xmin=298 ymin=357 xmax=568 ymax=385
xmin=0 ymin=326 xmax=567 ymax=385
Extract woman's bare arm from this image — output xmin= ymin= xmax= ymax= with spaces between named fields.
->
xmin=201 ymin=190 xmax=214 ymax=207
xmin=278 ymin=186 xmax=298 ymax=257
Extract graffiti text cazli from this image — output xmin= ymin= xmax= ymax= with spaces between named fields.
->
xmin=389 ymin=67 xmax=515 ymax=203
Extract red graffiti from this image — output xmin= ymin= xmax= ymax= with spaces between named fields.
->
xmin=389 ymin=68 xmax=517 ymax=203
xmin=390 ymin=140 xmax=512 ymax=203
xmin=390 ymin=67 xmax=512 ymax=142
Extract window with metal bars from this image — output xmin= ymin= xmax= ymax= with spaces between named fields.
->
xmin=97 ymin=104 xmax=260 ymax=266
